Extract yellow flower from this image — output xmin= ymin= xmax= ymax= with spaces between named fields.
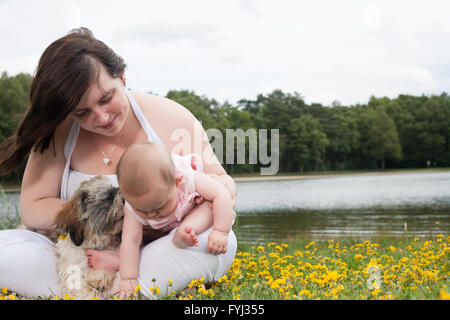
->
xmin=1 ymin=288 xmax=7 ymax=295
xmin=305 ymin=241 xmax=315 ymax=249
xmin=149 ymin=286 xmax=161 ymax=295
xmin=134 ymin=284 xmax=141 ymax=295
xmin=371 ymin=289 xmax=381 ymax=297
xmin=58 ymin=234 xmax=69 ymax=241
xmin=256 ymin=246 xmax=265 ymax=252
xmin=270 ymin=278 xmax=286 ymax=290
xmin=440 ymin=288 xmax=450 ymax=300
xmin=168 ymin=280 xmax=173 ymax=287
xmin=354 ymin=254 xmax=364 ymax=261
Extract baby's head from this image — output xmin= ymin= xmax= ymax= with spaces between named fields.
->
xmin=117 ymin=142 xmax=180 ymax=218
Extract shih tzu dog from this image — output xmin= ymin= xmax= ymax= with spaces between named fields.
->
xmin=53 ymin=175 xmax=125 ymax=299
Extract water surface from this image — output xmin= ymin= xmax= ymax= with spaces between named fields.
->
xmin=1 ymin=171 xmax=449 ymax=243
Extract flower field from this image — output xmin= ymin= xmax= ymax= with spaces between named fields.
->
xmin=1 ymin=234 xmax=449 ymax=300
xmin=174 ymin=234 xmax=449 ymax=300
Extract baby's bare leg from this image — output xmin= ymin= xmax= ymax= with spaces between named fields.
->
xmin=172 ymin=201 xmax=213 ymax=248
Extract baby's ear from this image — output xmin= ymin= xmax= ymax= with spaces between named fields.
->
xmin=175 ymin=175 xmax=183 ymax=187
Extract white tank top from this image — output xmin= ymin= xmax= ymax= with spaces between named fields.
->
xmin=60 ymin=89 xmax=165 ymax=200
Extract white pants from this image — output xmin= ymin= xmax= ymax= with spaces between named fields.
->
xmin=0 ymin=227 xmax=237 ymax=299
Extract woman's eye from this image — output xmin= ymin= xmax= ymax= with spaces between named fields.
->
xmin=99 ymin=94 xmax=113 ymax=105
xmin=73 ymin=110 xmax=88 ymax=117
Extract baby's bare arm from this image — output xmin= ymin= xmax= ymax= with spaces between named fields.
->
xmin=193 ymin=171 xmax=235 ymax=234
xmin=119 ymin=207 xmax=143 ymax=281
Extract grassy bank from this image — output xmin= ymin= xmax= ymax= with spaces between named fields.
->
xmin=2 ymin=234 xmax=448 ymax=300
xmin=170 ymin=235 xmax=449 ymax=300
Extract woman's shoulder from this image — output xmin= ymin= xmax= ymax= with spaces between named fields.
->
xmin=131 ymin=91 xmax=196 ymax=123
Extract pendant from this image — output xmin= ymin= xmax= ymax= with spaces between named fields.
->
xmin=103 ymin=158 xmax=111 ymax=165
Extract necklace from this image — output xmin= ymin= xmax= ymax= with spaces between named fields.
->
xmin=95 ymin=108 xmax=130 ymax=165
xmin=96 ymin=132 xmax=123 ymax=165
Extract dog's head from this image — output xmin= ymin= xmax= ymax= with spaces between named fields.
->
xmin=54 ymin=175 xmax=125 ymax=249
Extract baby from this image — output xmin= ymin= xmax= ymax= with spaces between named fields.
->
xmin=116 ymin=142 xmax=235 ymax=298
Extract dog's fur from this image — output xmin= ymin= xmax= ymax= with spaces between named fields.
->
xmin=53 ymin=176 xmax=125 ymax=299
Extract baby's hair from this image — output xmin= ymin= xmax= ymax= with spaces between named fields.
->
xmin=117 ymin=142 xmax=176 ymax=198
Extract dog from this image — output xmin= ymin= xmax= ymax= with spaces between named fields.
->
xmin=53 ymin=175 xmax=125 ymax=299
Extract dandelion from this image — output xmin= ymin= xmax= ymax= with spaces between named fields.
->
xmin=58 ymin=234 xmax=69 ymax=241
xmin=134 ymin=284 xmax=141 ymax=295
xmin=440 ymin=288 xmax=450 ymax=300
xmin=354 ymin=254 xmax=364 ymax=261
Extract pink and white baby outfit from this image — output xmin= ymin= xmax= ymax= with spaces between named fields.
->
xmin=125 ymin=153 xmax=204 ymax=232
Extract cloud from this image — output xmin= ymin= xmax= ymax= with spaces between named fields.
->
xmin=112 ymin=19 xmax=223 ymax=48
xmin=1 ymin=0 xmax=450 ymax=106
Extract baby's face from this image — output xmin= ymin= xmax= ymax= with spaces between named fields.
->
xmin=128 ymin=183 xmax=178 ymax=219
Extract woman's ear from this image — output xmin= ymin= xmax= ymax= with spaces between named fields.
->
xmin=120 ymin=73 xmax=126 ymax=87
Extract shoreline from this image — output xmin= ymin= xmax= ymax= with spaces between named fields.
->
xmin=1 ymin=168 xmax=449 ymax=192
xmin=232 ymin=168 xmax=450 ymax=182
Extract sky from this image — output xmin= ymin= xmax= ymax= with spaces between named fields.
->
xmin=1 ymin=0 xmax=450 ymax=106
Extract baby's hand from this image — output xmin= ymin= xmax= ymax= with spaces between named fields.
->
xmin=208 ymin=229 xmax=229 ymax=255
xmin=118 ymin=278 xmax=139 ymax=300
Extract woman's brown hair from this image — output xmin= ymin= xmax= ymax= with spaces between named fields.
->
xmin=0 ymin=27 xmax=126 ymax=175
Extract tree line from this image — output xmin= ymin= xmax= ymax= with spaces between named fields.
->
xmin=1 ymin=71 xmax=449 ymax=182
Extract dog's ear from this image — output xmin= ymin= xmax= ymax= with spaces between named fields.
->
xmin=53 ymin=195 xmax=84 ymax=246
xmin=68 ymin=225 xmax=85 ymax=247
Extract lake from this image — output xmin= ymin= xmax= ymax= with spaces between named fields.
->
xmin=1 ymin=171 xmax=449 ymax=243
xmin=233 ymin=171 xmax=450 ymax=243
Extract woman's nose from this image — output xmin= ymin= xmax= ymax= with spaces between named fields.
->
xmin=93 ymin=106 xmax=109 ymax=125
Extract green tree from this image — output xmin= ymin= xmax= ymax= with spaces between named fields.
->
xmin=359 ymin=107 xmax=402 ymax=169
xmin=0 ymin=72 xmax=31 ymax=141
xmin=288 ymin=114 xmax=329 ymax=172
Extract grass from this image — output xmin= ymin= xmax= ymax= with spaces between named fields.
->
xmin=166 ymin=235 xmax=450 ymax=300
xmin=0 ymin=185 xmax=21 ymax=230
xmin=1 ymin=234 xmax=448 ymax=300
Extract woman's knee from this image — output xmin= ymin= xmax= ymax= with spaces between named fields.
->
xmin=0 ymin=229 xmax=61 ymax=298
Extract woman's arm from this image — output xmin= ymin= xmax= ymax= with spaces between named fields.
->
xmin=19 ymin=121 xmax=71 ymax=230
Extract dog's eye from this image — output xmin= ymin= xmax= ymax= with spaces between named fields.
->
xmin=107 ymin=188 xmax=119 ymax=201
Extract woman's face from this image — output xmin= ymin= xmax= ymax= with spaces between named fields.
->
xmin=69 ymin=62 xmax=129 ymax=137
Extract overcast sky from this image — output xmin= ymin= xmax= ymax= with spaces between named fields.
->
xmin=1 ymin=0 xmax=449 ymax=106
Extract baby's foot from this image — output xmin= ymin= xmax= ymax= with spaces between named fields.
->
xmin=86 ymin=249 xmax=120 ymax=271
xmin=174 ymin=226 xmax=199 ymax=248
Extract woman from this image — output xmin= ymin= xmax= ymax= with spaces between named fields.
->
xmin=0 ymin=27 xmax=237 ymax=299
